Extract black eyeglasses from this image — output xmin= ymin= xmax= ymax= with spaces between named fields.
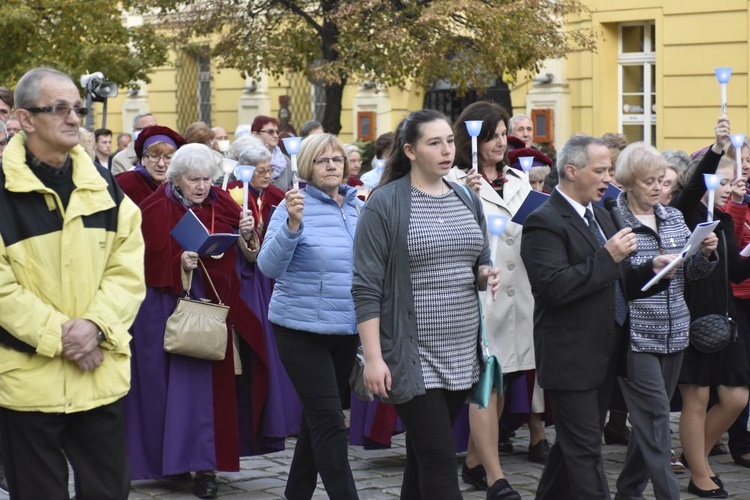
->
xmin=0 ymin=138 xmax=7 ymax=147
xmin=259 ymin=129 xmax=279 ymax=135
xmin=25 ymin=105 xmax=88 ymax=117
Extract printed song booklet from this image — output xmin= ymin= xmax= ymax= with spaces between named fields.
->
xmin=171 ymin=209 xmax=238 ymax=256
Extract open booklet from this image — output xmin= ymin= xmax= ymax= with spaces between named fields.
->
xmin=171 ymin=209 xmax=239 ymax=256
xmin=641 ymin=220 xmax=720 ymax=291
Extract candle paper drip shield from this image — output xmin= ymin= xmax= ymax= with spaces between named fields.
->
xmin=518 ymin=156 xmax=535 ymax=172
xmin=220 ymin=158 xmax=239 ymax=190
xmin=373 ymin=159 xmax=386 ymax=173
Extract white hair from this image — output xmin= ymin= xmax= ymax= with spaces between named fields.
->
xmin=167 ymin=143 xmax=215 ymax=183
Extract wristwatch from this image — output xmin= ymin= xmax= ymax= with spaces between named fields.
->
xmin=97 ymin=329 xmax=106 ymax=344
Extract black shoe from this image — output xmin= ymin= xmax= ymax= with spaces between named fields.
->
xmin=193 ymin=473 xmax=218 ymax=499
xmin=680 ymin=452 xmax=689 ymax=470
xmin=712 ymin=475 xmax=723 ymax=489
xmin=687 ymin=480 xmax=728 ymax=498
xmin=498 ymin=429 xmax=513 ymax=454
xmin=462 ymin=462 xmax=488 ymax=490
xmin=528 ymin=439 xmax=551 ymax=464
xmin=709 ymin=443 xmax=729 ymax=456
xmin=487 ymin=478 xmax=522 ymax=500
xmin=603 ymin=423 xmax=630 ymax=445
xmin=733 ymin=454 xmax=750 ymax=467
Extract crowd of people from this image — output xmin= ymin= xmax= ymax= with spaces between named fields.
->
xmin=0 ymin=66 xmax=748 ymax=500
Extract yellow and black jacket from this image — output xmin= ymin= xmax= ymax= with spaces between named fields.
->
xmin=0 ymin=133 xmax=145 ymax=413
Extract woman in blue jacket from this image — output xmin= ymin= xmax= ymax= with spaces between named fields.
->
xmin=257 ymin=133 xmax=361 ymax=500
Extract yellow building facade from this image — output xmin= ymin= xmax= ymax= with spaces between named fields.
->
xmin=102 ymin=2 xmax=748 ymax=156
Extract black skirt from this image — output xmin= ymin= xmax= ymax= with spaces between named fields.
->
xmin=678 ymin=310 xmax=750 ymax=387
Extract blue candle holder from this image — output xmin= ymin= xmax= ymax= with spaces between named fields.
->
xmin=282 ymin=136 xmax=302 ymax=155
xmin=237 ymin=165 xmax=255 ymax=183
xmin=487 ymin=215 xmax=509 ymax=236
xmin=466 ymin=120 xmax=483 ymax=137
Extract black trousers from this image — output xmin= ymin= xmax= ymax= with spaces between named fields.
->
xmin=536 ymin=326 xmax=623 ymax=500
xmin=0 ymin=398 xmax=128 ymax=500
xmin=272 ymin=324 xmax=359 ymax=500
xmin=393 ymin=388 xmax=468 ymax=500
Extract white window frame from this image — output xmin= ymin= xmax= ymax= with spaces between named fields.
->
xmin=618 ymin=22 xmax=656 ymax=145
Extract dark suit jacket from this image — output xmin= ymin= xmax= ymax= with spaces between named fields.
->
xmin=520 ymin=189 xmax=664 ymax=391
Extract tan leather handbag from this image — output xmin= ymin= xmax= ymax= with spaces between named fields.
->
xmin=164 ymin=259 xmax=229 ymax=361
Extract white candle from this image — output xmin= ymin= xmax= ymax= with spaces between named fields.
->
xmin=242 ymin=183 xmax=249 ymax=213
xmin=721 ymin=83 xmax=727 ymax=116
xmin=487 ymin=235 xmax=499 ymax=307
xmin=707 ymin=190 xmax=715 ymax=222
xmin=290 ymin=154 xmax=299 ymax=190
xmin=471 ymin=136 xmax=478 ymax=173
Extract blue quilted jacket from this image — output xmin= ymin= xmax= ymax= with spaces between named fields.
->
xmin=257 ymin=183 xmax=361 ymax=334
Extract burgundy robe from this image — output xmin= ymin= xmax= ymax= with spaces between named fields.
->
xmin=125 ymin=184 xmax=281 ymax=479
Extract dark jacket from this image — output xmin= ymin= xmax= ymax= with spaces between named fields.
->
xmin=520 ymin=189 xmax=665 ymax=391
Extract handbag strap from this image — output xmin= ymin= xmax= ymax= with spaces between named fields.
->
xmin=719 ymin=230 xmax=730 ymax=317
xmin=184 ymin=259 xmax=224 ymax=305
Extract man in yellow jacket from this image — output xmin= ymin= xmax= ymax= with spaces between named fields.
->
xmin=0 ymin=67 xmax=146 ymax=499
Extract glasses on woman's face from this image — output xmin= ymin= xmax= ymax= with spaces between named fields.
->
xmin=255 ymin=168 xmax=273 ymax=177
xmin=313 ymin=156 xmax=345 ymax=167
xmin=259 ymin=129 xmax=279 ymax=136
xmin=144 ymin=154 xmax=172 ymax=164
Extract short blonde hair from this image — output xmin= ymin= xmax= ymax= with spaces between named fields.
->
xmin=615 ymin=141 xmax=667 ymax=188
xmin=297 ymin=133 xmax=350 ymax=184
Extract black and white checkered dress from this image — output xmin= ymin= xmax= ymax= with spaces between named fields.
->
xmin=408 ymin=186 xmax=483 ymax=391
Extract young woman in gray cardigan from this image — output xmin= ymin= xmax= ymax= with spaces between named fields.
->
xmin=352 ymin=110 xmax=499 ymax=500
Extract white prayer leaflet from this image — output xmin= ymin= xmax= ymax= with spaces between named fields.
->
xmin=641 ymin=221 xmax=720 ymax=291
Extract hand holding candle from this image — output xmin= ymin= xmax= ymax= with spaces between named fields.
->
xmin=485 ymin=215 xmax=509 ymax=305
xmin=282 ymin=136 xmax=302 ymax=190
xmin=704 ymin=173 xmax=721 ymax=222
xmin=237 ymin=164 xmax=256 ymax=213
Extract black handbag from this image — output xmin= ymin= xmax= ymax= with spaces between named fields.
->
xmin=689 ymin=232 xmax=737 ymax=353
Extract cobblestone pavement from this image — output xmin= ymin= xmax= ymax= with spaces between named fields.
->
xmin=129 ymin=414 xmax=750 ymax=499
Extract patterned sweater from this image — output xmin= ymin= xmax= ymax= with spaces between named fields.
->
xmin=617 ymin=193 xmax=716 ymax=353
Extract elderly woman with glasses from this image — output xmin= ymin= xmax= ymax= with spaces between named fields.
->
xmin=226 ymin=135 xmax=286 ymax=238
xmin=251 ymin=115 xmax=293 ymax=191
xmin=115 ymin=125 xmax=186 ymax=205
xmin=125 ymin=143 xmax=289 ymax=499
xmin=257 ymin=133 xmax=362 ymax=499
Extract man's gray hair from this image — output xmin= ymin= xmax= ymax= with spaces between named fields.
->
xmin=556 ymin=134 xmax=608 ymax=179
xmin=166 ymin=143 xmax=215 ymax=183
xmin=14 ymin=68 xmax=74 ymax=110
xmin=508 ymin=114 xmax=530 ymax=134
xmin=132 ymin=113 xmax=154 ymax=131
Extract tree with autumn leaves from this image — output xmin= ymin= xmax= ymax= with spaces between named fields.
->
xmin=1 ymin=0 xmax=167 ymax=91
xmin=125 ymin=0 xmax=597 ymax=135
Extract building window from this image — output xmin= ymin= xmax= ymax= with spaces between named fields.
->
xmin=312 ymin=84 xmax=326 ymax=124
xmin=197 ymin=54 xmax=212 ymax=125
xmin=619 ymin=22 xmax=655 ymax=145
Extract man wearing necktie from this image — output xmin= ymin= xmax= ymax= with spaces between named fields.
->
xmin=520 ymin=135 xmax=677 ymax=499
